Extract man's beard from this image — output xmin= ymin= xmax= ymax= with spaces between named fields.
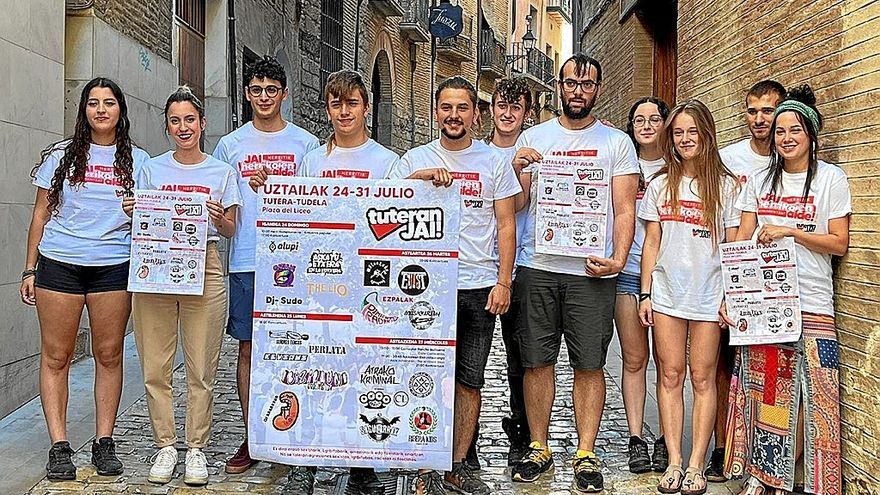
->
xmin=441 ymin=124 xmax=467 ymax=141
xmin=562 ymin=95 xmax=594 ymax=120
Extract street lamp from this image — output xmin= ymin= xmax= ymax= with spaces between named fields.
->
xmin=506 ymin=14 xmax=537 ymax=67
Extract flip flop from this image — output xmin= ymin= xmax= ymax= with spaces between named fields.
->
xmin=658 ymin=464 xmax=684 ymax=494
xmin=681 ymin=467 xmax=707 ymax=495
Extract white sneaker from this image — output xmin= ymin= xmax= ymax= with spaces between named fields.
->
xmin=148 ymin=446 xmax=178 ymax=484
xmin=184 ymin=448 xmax=209 ymax=486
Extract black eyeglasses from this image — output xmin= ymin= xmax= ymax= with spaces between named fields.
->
xmin=559 ymin=79 xmax=599 ymax=94
xmin=632 ymin=115 xmax=664 ymax=127
xmin=247 ymin=85 xmax=283 ymax=98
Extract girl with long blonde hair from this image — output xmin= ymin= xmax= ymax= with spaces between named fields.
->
xmin=638 ymin=99 xmax=740 ymax=495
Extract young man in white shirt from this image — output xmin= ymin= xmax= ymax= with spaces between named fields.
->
xmin=213 ymin=56 xmax=321 ymax=477
xmin=510 ymin=54 xmax=639 ymax=493
xmin=708 ymin=79 xmax=786 ymax=484
xmin=480 ymin=76 xmax=534 ymax=468
xmin=389 ymin=76 xmax=520 ymax=495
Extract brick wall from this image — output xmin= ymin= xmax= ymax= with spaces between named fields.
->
xmin=92 ymin=0 xmax=173 ymax=61
xmin=582 ymin=0 xmax=880 ymax=491
xmin=580 ymin=0 xmax=652 ymax=127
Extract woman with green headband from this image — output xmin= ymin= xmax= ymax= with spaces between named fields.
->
xmin=720 ymin=84 xmax=851 ymax=495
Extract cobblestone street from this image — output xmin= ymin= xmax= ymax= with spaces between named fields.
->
xmin=27 ymin=332 xmax=740 ymax=495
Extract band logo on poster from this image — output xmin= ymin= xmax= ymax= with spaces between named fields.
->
xmin=359 ymin=413 xmax=401 ymax=442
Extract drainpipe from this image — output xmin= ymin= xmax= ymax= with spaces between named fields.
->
xmin=410 ymin=42 xmax=417 ymax=147
xmin=228 ymin=0 xmax=239 ymax=131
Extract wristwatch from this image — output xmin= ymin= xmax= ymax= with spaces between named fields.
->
xmin=638 ymin=292 xmax=651 ymax=302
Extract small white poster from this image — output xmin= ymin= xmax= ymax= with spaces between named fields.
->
xmin=720 ymin=237 xmax=802 ymax=345
xmin=249 ymin=177 xmax=461 ymax=471
xmin=535 ymin=154 xmax=610 ymax=257
xmin=127 ymin=190 xmax=209 ymax=295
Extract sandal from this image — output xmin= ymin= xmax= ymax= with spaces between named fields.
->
xmin=736 ymin=477 xmax=771 ymax=495
xmin=681 ymin=467 xmax=707 ymax=495
xmin=657 ymin=464 xmax=684 ymax=494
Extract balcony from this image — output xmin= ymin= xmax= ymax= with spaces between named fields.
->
xmin=546 ymin=0 xmax=572 ymax=24
xmin=479 ymin=27 xmax=506 ymax=78
xmin=371 ymin=0 xmax=404 ymax=17
xmin=509 ymin=42 xmax=555 ymax=92
xmin=399 ymin=0 xmax=430 ymax=42
xmin=438 ymin=34 xmax=474 ymax=63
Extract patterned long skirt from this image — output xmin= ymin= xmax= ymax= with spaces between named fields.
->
xmin=724 ymin=312 xmax=841 ymax=495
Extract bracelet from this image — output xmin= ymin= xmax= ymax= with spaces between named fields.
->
xmin=21 ymin=268 xmax=37 ymax=281
xmin=638 ymin=292 xmax=651 ymax=302
xmin=496 ymin=282 xmax=512 ymax=291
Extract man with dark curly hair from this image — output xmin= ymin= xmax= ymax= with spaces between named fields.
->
xmin=213 ymin=55 xmax=320 ymax=484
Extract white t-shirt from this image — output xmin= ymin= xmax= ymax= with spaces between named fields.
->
xmin=720 ymin=138 xmax=770 ymax=185
xmin=213 ymin=121 xmax=320 ymax=272
xmin=390 ymin=139 xmax=522 ymax=290
xmin=624 ymin=157 xmax=665 ymax=276
xmin=488 ymin=142 xmax=526 ymax=266
xmin=516 ymin=118 xmax=640 ymax=276
xmin=638 ymin=175 xmax=740 ymax=321
xmin=33 ymin=142 xmax=150 ymax=265
xmin=736 ymin=161 xmax=851 ymax=316
xmin=300 ymin=139 xmax=399 ymax=179
xmin=137 ymin=151 xmax=243 ymax=241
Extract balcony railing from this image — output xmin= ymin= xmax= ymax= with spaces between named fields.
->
xmin=437 ymin=34 xmax=474 ymax=62
xmin=479 ymin=27 xmax=506 ymax=78
xmin=509 ymin=42 xmax=555 ymax=89
xmin=400 ymin=0 xmax=430 ymax=42
xmin=372 ymin=0 xmax=404 ymax=18
xmin=546 ymin=0 xmax=572 ymax=23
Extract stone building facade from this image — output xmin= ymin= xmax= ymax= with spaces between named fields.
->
xmin=577 ymin=0 xmax=880 ymax=492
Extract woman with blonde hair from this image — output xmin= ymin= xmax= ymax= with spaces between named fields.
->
xmin=638 ymin=99 xmax=740 ymax=494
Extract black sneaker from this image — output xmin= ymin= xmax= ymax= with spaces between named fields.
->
xmin=627 ymin=436 xmax=651 ymax=474
xmin=652 ymin=436 xmax=669 ymax=472
xmin=501 ymin=417 xmax=530 ymax=466
xmin=571 ymin=450 xmax=603 ymax=493
xmin=47 ymin=441 xmax=77 ymax=481
xmin=443 ymin=462 xmax=489 ymax=495
xmin=464 ymin=422 xmax=480 ymax=471
xmin=281 ymin=466 xmax=316 ymax=495
xmin=414 ymin=471 xmax=447 ymax=495
xmin=704 ymin=447 xmax=727 ymax=482
xmin=91 ymin=437 xmax=124 ymax=476
xmin=348 ymin=467 xmax=384 ymax=495
xmin=511 ymin=441 xmax=553 ymax=482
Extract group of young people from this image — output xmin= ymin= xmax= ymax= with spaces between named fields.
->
xmin=19 ymin=51 xmax=848 ymax=495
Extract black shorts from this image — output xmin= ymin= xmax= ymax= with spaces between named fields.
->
xmin=34 ymin=254 xmax=129 ymax=295
xmin=456 ymin=287 xmax=496 ymax=389
xmin=515 ymin=266 xmax=616 ymax=370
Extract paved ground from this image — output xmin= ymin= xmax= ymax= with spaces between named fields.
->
xmin=23 ymin=330 xmax=741 ymax=495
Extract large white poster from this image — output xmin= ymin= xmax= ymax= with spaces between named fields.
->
xmin=535 ymin=154 xmax=610 ymax=257
xmin=249 ymin=177 xmax=460 ymax=471
xmin=127 ymin=190 xmax=208 ymax=295
xmin=720 ymin=238 xmax=802 ymax=345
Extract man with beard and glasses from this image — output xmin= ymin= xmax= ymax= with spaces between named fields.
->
xmin=509 ymin=53 xmax=639 ymax=494
xmin=389 ymin=76 xmax=521 ymax=495
xmin=706 ymin=79 xmax=786 ymax=484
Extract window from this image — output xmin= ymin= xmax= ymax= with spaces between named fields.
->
xmin=175 ymin=0 xmax=205 ymax=36
xmin=320 ymin=0 xmax=344 ymax=88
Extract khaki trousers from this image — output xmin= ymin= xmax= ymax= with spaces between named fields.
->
xmin=133 ymin=243 xmax=226 ymax=448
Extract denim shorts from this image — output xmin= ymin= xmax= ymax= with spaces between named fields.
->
xmin=456 ymin=287 xmax=496 ymax=389
xmin=226 ymin=272 xmax=255 ymax=341
xmin=34 ymin=254 xmax=129 ymax=294
xmin=616 ymin=271 xmax=640 ymax=295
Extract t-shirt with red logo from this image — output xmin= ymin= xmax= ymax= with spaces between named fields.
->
xmin=638 ymin=174 xmax=740 ymax=321
xmin=390 ymin=139 xmax=522 ymax=290
xmin=213 ymin=121 xmax=320 ymax=272
xmin=33 ymin=142 xmax=150 ymax=265
xmin=300 ymin=139 xmax=399 ymax=179
xmin=516 ymin=118 xmax=640 ymax=277
xmin=720 ymin=138 xmax=770 ymax=185
xmin=736 ymin=161 xmax=851 ymax=316
xmin=137 ymin=151 xmax=243 ymax=241
xmin=624 ymin=157 xmax=665 ymax=276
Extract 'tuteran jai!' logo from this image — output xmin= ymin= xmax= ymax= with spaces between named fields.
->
xmin=761 ymin=249 xmax=791 ymax=264
xmin=174 ymin=203 xmax=203 ymax=216
xmin=359 ymin=413 xmax=401 ymax=442
xmin=398 ymin=265 xmax=430 ymax=296
xmin=365 ymin=207 xmax=444 ymax=242
xmin=273 ymin=264 xmax=296 ymax=287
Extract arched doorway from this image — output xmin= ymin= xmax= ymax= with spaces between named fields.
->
xmin=371 ymin=50 xmax=394 ymax=147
